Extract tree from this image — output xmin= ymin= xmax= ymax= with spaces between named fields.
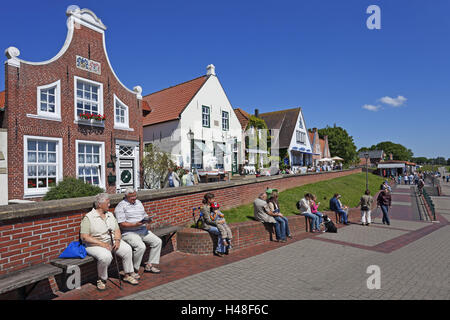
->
xmin=318 ymin=125 xmax=358 ymax=165
xmin=142 ymin=143 xmax=176 ymax=189
xmin=372 ymin=141 xmax=413 ymax=161
xmin=411 ymin=157 xmax=428 ymax=164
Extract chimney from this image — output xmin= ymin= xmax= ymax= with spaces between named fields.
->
xmin=313 ymin=127 xmax=317 ymax=132
xmin=254 ymin=109 xmax=259 ymax=118
xmin=206 ymin=64 xmax=216 ymax=76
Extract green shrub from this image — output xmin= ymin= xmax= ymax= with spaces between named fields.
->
xmin=43 ymin=177 xmax=104 ymax=201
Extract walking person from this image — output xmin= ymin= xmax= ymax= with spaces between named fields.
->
xmin=163 ymin=167 xmax=181 ymax=188
xmin=357 ymin=190 xmax=373 ymax=226
xmin=403 ymin=174 xmax=409 ymax=185
xmin=377 ymin=188 xmax=392 ymax=225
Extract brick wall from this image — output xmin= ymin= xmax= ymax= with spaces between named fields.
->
xmin=4 ymin=18 xmax=143 ymax=200
xmin=0 ymin=168 xmax=361 ymax=275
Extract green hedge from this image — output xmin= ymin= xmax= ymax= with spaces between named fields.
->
xmin=43 ymin=177 xmax=104 ymax=201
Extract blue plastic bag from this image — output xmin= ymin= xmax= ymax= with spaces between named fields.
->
xmin=59 ymin=241 xmax=87 ymax=259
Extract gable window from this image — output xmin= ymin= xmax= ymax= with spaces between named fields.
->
xmin=74 ymin=76 xmax=103 ymax=119
xmin=114 ymin=95 xmax=129 ymax=129
xmin=36 ymin=80 xmax=61 ymax=119
xmin=222 ymin=111 xmax=229 ymax=131
xmin=202 ymin=106 xmax=210 ymax=128
xmin=24 ymin=136 xmax=62 ymax=197
xmin=296 ymin=130 xmax=306 ymax=145
xmin=76 ymin=141 xmax=105 ymax=188
xmin=299 ymin=118 xmax=303 ymax=129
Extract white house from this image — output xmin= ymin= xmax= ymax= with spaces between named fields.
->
xmin=142 ymin=65 xmax=242 ymax=180
xmin=259 ymin=107 xmax=313 ymax=173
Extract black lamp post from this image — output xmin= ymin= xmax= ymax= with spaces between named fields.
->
xmin=188 ymin=129 xmax=194 ymax=170
xmin=364 ymin=152 xmax=369 ymax=191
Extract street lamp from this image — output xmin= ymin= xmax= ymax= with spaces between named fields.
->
xmin=364 ymin=152 xmax=369 ymax=191
xmin=188 ymin=129 xmax=194 ymax=170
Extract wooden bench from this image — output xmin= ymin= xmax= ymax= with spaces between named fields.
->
xmin=50 ymin=225 xmax=185 ymax=289
xmin=0 ymin=264 xmax=62 ymax=299
xmin=151 ymin=224 xmax=185 ymax=249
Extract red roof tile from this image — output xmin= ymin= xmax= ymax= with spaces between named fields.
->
xmin=141 ymin=100 xmax=151 ymax=112
xmin=234 ymin=108 xmax=251 ymax=130
xmin=142 ymin=76 xmax=208 ymax=126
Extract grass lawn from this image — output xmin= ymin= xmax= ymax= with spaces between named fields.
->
xmin=222 ymin=172 xmax=386 ymax=224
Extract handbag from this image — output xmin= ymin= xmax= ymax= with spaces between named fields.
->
xmin=59 ymin=240 xmax=87 ymax=259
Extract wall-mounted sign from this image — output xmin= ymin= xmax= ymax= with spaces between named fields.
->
xmin=76 ymin=55 xmax=101 ymax=75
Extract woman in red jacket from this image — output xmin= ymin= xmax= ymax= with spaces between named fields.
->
xmin=377 ymin=188 xmax=392 ymax=225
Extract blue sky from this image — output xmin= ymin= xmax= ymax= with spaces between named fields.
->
xmin=1 ymin=0 xmax=449 ymax=158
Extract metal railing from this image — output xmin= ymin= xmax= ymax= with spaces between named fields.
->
xmin=421 ymin=188 xmax=437 ymax=221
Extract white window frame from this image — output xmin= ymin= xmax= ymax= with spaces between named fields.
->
xmin=74 ymin=76 xmax=103 ymax=122
xmin=23 ymin=135 xmax=63 ymax=198
xmin=29 ymin=80 xmax=61 ymax=121
xmin=113 ymin=94 xmax=130 ymax=130
xmin=75 ymin=140 xmax=105 ymax=190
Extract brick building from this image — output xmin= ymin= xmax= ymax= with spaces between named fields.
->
xmin=0 ymin=6 xmax=144 ymax=201
xmin=308 ymin=128 xmax=331 ymax=167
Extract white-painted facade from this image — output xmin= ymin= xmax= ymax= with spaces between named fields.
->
xmin=143 ymin=67 xmax=242 ymax=173
xmin=288 ymin=109 xmax=313 ymax=171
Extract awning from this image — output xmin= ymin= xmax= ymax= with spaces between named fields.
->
xmin=378 ymin=163 xmax=405 ymax=169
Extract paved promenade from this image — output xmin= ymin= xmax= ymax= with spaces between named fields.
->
xmin=55 ymin=182 xmax=450 ymax=300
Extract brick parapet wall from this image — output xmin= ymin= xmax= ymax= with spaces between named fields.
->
xmin=0 ymin=168 xmax=361 ymax=275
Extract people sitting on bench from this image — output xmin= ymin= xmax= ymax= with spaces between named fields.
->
xmin=200 ymin=193 xmax=228 ymax=256
xmin=267 ymin=190 xmax=292 ymax=239
xmin=253 ymin=192 xmax=286 ymax=242
xmin=329 ymin=193 xmax=350 ymax=225
xmin=115 ymin=187 xmax=162 ymax=275
xmin=298 ymin=193 xmax=321 ymax=232
xmin=210 ymin=201 xmax=233 ymax=251
xmin=310 ymin=194 xmax=324 ymax=230
xmin=80 ymin=193 xmax=139 ymax=291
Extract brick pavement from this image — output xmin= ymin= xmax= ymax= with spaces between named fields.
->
xmin=53 ymin=182 xmax=450 ymax=300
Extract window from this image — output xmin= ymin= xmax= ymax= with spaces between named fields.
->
xmin=296 ymin=130 xmax=306 ymax=144
xmin=114 ymin=95 xmax=129 ymax=129
xmin=74 ymin=76 xmax=103 ymax=119
xmin=35 ymin=80 xmax=61 ymax=119
xmin=222 ymin=111 xmax=229 ymax=131
xmin=192 ymin=140 xmax=204 ymax=169
xmin=24 ymin=136 xmax=62 ymax=196
xmin=299 ymin=118 xmax=303 ymax=129
xmin=214 ymin=142 xmax=226 ymax=169
xmin=76 ymin=141 xmax=104 ymax=188
xmin=202 ymin=106 xmax=210 ymax=128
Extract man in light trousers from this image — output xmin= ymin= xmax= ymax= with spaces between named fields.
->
xmin=115 ymin=188 xmax=162 ymax=276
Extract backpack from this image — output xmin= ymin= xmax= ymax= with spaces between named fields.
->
xmin=296 ymin=201 xmax=301 ymax=210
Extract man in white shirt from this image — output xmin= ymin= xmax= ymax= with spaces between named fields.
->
xmin=115 ymin=188 xmax=162 ymax=275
